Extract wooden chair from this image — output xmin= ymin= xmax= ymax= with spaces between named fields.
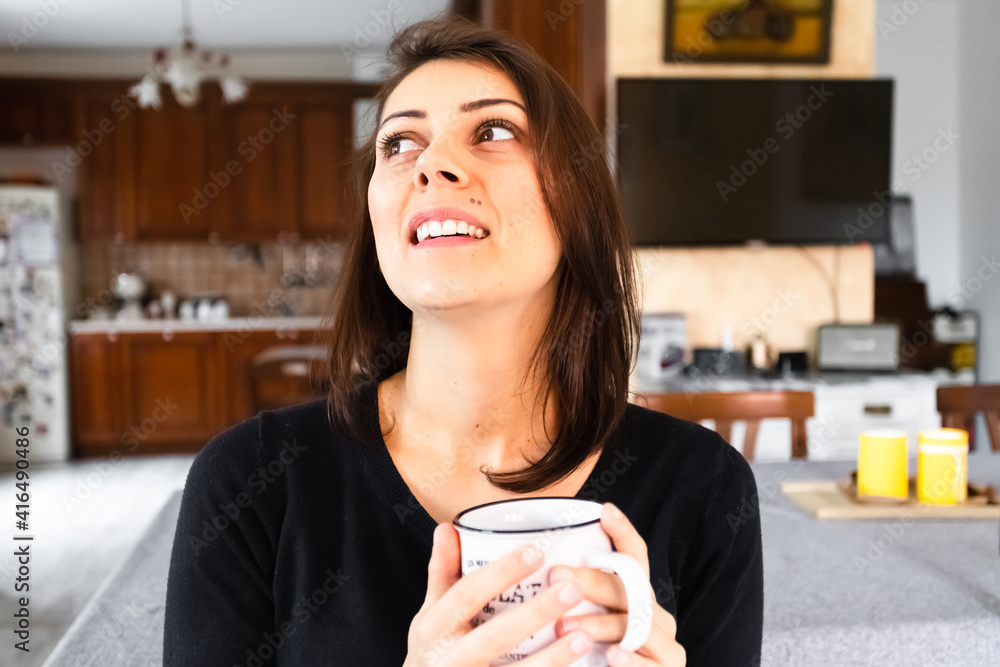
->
xmin=634 ymin=390 xmax=815 ymax=461
xmin=246 ymin=345 xmax=329 ymax=413
xmin=936 ymin=384 xmax=1000 ymax=452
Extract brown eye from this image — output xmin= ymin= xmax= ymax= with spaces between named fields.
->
xmin=478 ymin=125 xmax=515 ymax=143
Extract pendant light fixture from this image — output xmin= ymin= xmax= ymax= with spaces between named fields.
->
xmin=129 ymin=0 xmax=248 ymax=109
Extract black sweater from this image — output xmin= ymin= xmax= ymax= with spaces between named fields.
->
xmin=163 ymin=386 xmax=763 ymax=666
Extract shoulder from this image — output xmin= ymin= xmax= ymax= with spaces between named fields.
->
xmin=195 ymin=398 xmax=330 ymax=458
xmin=620 ymin=402 xmax=755 ymax=488
xmin=185 ymin=399 xmax=336 ymax=493
xmin=604 ymin=403 xmax=758 ymax=540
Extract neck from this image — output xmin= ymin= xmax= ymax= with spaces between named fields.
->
xmin=385 ymin=296 xmax=559 ymax=474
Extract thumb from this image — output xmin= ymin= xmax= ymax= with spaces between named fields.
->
xmin=425 ymin=523 xmax=462 ymax=604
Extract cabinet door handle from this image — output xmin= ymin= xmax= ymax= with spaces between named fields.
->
xmin=863 ymin=404 xmax=893 ymax=416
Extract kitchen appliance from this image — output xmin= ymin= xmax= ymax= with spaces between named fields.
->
xmin=0 ymin=186 xmax=69 ymax=462
xmin=113 ymin=272 xmax=146 ymax=321
xmin=688 ymin=348 xmax=747 ymax=377
xmin=636 ymin=312 xmax=687 ymax=380
xmin=816 ymin=323 xmax=900 ymax=372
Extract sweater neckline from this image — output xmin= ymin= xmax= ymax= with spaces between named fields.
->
xmin=356 ymin=381 xmax=628 ymax=546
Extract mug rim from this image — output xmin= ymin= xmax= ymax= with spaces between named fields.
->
xmin=452 ymin=496 xmax=603 ymax=534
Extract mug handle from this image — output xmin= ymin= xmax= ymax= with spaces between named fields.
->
xmin=584 ymin=551 xmax=654 ymax=652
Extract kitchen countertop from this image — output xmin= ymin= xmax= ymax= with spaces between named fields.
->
xmin=68 ymin=315 xmax=326 ymax=334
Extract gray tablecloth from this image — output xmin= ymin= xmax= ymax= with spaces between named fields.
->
xmin=754 ymin=451 xmax=1000 ymax=666
xmin=43 ymin=454 xmax=1000 ymax=666
xmin=41 ymin=491 xmax=181 ymax=667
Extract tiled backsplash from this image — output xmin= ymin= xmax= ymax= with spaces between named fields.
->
xmin=78 ymin=240 xmax=345 ymax=318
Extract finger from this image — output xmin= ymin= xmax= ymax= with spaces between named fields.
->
xmin=607 ymin=640 xmax=686 ymax=667
xmin=600 ymin=503 xmax=650 ymax=579
xmin=455 ymin=581 xmax=584 ymax=661
xmin=652 ymin=604 xmax=678 ymax=640
xmin=642 ymin=606 xmax=680 ymax=658
xmin=555 ymin=612 xmax=628 ymax=643
xmin=606 ymin=644 xmax=655 ymax=667
xmin=516 ymin=631 xmax=594 ymax=667
xmin=425 ymin=523 xmax=463 ymax=604
xmin=429 ymin=543 xmax=545 ymax=634
xmin=549 ymin=564 xmax=627 ymax=610
xmin=605 ymin=608 xmax=685 ymax=667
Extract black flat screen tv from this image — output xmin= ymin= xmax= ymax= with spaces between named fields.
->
xmin=616 ymin=78 xmax=894 ymax=246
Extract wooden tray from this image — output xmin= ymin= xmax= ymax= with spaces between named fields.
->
xmin=781 ymin=478 xmax=1000 ymax=520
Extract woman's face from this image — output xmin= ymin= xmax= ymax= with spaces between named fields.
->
xmin=368 ymin=59 xmax=561 ymax=317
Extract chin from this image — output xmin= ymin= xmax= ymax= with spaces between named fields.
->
xmin=396 ymin=278 xmax=474 ymax=312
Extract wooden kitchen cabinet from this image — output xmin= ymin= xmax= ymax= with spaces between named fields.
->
xmin=1 ymin=77 xmax=372 ymax=241
xmin=74 ymin=82 xmax=217 ymax=242
xmin=127 ymin=98 xmax=216 ymax=240
xmin=123 ymin=332 xmax=227 ymax=450
xmin=70 ymin=333 xmax=125 ymax=451
xmin=295 ymin=98 xmax=355 ymax=240
xmin=76 ymin=89 xmax=129 ymax=243
xmin=213 ymin=83 xmax=363 ymax=241
xmin=0 ymin=79 xmax=75 ymax=146
xmin=70 ymin=80 xmax=375 ymax=243
xmin=70 ymin=328 xmax=324 ymax=456
xmin=212 ymin=93 xmax=299 ymax=241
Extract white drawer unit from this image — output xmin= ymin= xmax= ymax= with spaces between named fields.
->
xmin=632 ymin=371 xmax=962 ymax=462
xmin=809 ymin=379 xmax=941 ymax=460
xmin=679 ymin=376 xmax=948 ymax=462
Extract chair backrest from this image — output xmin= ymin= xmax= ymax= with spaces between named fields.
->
xmin=936 ymin=384 xmax=1000 ymax=452
xmin=635 ymin=390 xmax=815 ymax=461
xmin=247 ymin=345 xmax=329 ymax=413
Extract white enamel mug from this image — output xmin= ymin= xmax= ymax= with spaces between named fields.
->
xmin=453 ymin=497 xmax=654 ymax=667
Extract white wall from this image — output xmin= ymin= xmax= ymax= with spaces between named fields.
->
xmin=875 ymin=0 xmax=961 ymax=306
xmin=876 ymin=0 xmax=999 ymax=384
xmin=957 ymin=0 xmax=1000 ymax=383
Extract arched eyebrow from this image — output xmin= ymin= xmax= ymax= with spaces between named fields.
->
xmin=378 ymin=98 xmax=526 ymax=130
xmin=460 ymin=98 xmax=526 ymax=114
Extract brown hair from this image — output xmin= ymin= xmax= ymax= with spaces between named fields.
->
xmin=322 ymin=17 xmax=639 ymax=493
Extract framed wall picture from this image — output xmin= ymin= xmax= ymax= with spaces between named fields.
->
xmin=665 ymin=0 xmax=833 ymax=64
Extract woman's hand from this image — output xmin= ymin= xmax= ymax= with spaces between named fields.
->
xmin=403 ymin=523 xmax=596 ymax=667
xmin=550 ymin=503 xmax=686 ymax=667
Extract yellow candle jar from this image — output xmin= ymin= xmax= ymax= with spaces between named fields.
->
xmin=857 ymin=430 xmax=909 ymax=501
xmin=917 ymin=428 xmax=969 ymax=505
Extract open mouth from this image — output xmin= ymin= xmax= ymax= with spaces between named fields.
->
xmin=411 ymin=219 xmax=491 ymax=245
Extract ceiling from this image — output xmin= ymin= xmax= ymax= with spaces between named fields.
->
xmin=1 ymin=0 xmax=452 ymax=50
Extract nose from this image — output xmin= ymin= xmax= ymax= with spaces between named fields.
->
xmin=413 ymin=137 xmax=469 ymax=189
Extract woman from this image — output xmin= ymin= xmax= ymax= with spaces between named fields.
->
xmin=164 ymin=17 xmax=763 ymax=667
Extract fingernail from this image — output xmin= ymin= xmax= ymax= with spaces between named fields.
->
xmin=570 ymin=632 xmax=592 ymax=655
xmin=549 ymin=566 xmax=572 ymax=583
xmin=560 ymin=616 xmax=580 ymax=633
xmin=604 ymin=503 xmax=623 ymax=520
xmin=522 ymin=545 xmax=544 ymax=565
xmin=607 ymin=645 xmax=628 ymax=666
xmin=559 ymin=582 xmax=581 ymax=605
xmin=433 ymin=524 xmax=443 ymax=546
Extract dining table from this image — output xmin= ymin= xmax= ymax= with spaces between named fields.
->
xmin=752 ymin=449 xmax=1000 ymax=666
xmin=40 ymin=450 xmax=1000 ymax=666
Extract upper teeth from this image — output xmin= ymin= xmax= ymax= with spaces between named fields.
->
xmin=415 ymin=220 xmax=487 ymax=243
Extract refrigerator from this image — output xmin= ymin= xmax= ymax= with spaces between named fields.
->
xmin=0 ymin=186 xmax=69 ymax=463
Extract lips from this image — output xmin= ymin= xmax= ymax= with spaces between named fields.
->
xmin=406 ymin=207 xmax=491 ymax=245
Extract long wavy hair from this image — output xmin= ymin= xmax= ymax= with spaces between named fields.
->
xmin=322 ymin=17 xmax=639 ymax=493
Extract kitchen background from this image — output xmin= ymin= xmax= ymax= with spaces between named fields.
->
xmin=0 ymin=0 xmax=998 ymax=466
xmin=1 ymin=2 xmax=999 ymax=664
